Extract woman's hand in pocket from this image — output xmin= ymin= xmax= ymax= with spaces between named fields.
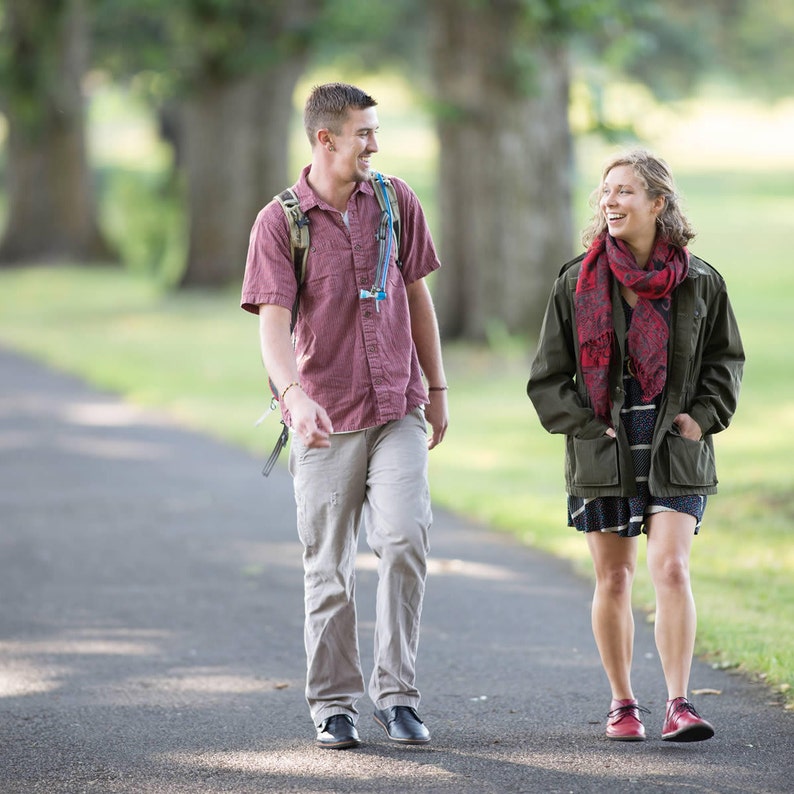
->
xmin=674 ymin=412 xmax=703 ymax=441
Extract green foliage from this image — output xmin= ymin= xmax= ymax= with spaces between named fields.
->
xmin=715 ymin=0 xmax=794 ymax=97
xmin=307 ymin=0 xmax=427 ymax=76
xmin=572 ymin=0 xmax=794 ymax=103
xmin=83 ymin=0 xmax=794 ymax=110
xmin=98 ymin=166 xmax=186 ymax=286
xmin=519 ymin=0 xmax=634 ymax=36
xmin=171 ymin=0 xmax=316 ymax=82
xmin=91 ymin=1 xmax=175 ymax=96
xmin=582 ymin=1 xmax=716 ymax=98
xmin=0 ymin=0 xmax=71 ymax=132
xmin=92 ymin=0 xmax=318 ymax=97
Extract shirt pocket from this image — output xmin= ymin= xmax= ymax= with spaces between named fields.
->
xmin=301 ymin=238 xmax=352 ymax=306
xmin=303 ymin=238 xmax=347 ymax=282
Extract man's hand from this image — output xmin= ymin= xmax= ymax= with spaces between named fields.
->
xmin=284 ymin=388 xmax=334 ymax=448
xmin=425 ymin=390 xmax=448 ymax=450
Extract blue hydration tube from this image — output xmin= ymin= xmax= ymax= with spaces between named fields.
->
xmin=359 ymin=172 xmax=393 ymax=308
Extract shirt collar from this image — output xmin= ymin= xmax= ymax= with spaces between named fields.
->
xmin=294 ymin=164 xmax=375 ymax=213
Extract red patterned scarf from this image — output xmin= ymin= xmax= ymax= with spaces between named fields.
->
xmin=575 ymin=233 xmax=689 ymax=424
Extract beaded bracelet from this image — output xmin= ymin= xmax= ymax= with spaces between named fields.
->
xmin=280 ymin=381 xmax=301 ymax=401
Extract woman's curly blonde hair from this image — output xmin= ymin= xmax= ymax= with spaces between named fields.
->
xmin=581 ymin=149 xmax=696 ymax=250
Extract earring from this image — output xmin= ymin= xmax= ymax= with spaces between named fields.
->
xmin=328 ymin=144 xmax=335 ymax=152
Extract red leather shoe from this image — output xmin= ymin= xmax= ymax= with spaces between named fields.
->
xmin=662 ymin=697 xmax=715 ymax=742
xmin=606 ymin=698 xmax=648 ymax=741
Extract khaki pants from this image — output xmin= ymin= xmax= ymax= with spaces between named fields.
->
xmin=288 ymin=408 xmax=432 ymax=726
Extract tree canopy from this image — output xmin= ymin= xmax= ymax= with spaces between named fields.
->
xmin=0 ymin=0 xmax=791 ymax=330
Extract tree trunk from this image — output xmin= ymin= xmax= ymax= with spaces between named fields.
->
xmin=0 ymin=0 xmax=114 ymax=265
xmin=176 ymin=61 xmax=306 ymax=289
xmin=429 ymin=0 xmax=574 ymax=341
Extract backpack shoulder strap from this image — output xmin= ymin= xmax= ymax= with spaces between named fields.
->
xmin=273 ymin=187 xmax=309 ymax=329
xmin=370 ymin=174 xmax=402 ymax=269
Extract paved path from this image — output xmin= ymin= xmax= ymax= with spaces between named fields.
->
xmin=0 ymin=347 xmax=791 ymax=793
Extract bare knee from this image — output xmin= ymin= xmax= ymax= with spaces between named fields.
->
xmin=595 ymin=562 xmax=635 ymax=598
xmin=649 ymin=555 xmax=690 ymax=591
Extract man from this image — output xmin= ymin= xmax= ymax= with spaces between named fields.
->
xmin=241 ymin=82 xmax=448 ymax=749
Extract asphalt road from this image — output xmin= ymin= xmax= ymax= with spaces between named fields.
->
xmin=0 ymin=346 xmax=791 ymax=793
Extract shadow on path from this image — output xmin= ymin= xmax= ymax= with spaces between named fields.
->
xmin=0 ymin=347 xmax=790 ymax=793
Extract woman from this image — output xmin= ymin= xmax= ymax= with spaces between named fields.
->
xmin=527 ymin=149 xmax=744 ymax=742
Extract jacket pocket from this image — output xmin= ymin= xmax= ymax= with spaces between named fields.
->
xmin=666 ymin=433 xmax=717 ymax=487
xmin=571 ymin=435 xmax=619 ymax=486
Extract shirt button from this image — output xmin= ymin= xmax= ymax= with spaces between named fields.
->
xmin=374 ymin=378 xmax=383 ymax=385
xmin=368 ymin=345 xmax=377 ymax=352
xmin=354 ymin=244 xmax=361 ymax=251
xmin=360 ymin=277 xmax=368 ymax=285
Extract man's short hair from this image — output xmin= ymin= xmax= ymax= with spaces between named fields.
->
xmin=303 ymin=83 xmax=378 ymax=146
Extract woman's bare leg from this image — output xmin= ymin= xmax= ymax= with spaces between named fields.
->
xmin=645 ymin=511 xmax=697 ymax=699
xmin=585 ymin=531 xmax=639 ymax=699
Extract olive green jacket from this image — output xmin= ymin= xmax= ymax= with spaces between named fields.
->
xmin=527 ymin=253 xmax=745 ymax=498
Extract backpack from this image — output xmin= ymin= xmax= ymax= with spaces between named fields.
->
xmin=261 ymin=171 xmax=402 ymax=476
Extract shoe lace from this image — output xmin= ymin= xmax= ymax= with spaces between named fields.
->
xmin=323 ymin=714 xmax=352 ymax=730
xmin=394 ymin=706 xmax=422 ymax=724
xmin=669 ymin=698 xmax=700 ymax=718
xmin=607 ymin=703 xmax=651 ymax=723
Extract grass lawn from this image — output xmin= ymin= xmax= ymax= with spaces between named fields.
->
xmin=1 ymin=79 xmax=792 ymax=709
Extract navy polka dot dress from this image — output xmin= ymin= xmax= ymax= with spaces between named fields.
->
xmin=567 ymin=299 xmax=706 ymax=537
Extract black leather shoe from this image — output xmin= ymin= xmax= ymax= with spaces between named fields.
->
xmin=373 ymin=706 xmax=430 ymax=744
xmin=315 ymin=714 xmax=360 ymax=749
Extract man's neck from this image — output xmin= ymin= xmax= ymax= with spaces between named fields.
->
xmin=307 ymin=164 xmax=357 ymax=213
